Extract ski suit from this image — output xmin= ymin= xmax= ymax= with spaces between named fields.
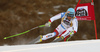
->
xmin=42 ymin=12 xmax=78 ymax=41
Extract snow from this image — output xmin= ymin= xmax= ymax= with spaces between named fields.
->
xmin=53 ymin=5 xmax=68 ymax=12
xmin=37 ymin=12 xmax=45 ymax=14
xmin=0 ymin=40 xmax=100 ymax=52
xmin=53 ymin=6 xmax=61 ymax=9
xmin=53 ymin=5 xmax=68 ymax=9
xmin=54 ymin=9 xmax=59 ymax=12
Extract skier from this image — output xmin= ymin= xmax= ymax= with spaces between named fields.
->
xmin=30 ymin=8 xmax=78 ymax=44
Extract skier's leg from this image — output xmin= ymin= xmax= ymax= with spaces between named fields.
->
xmin=52 ymin=25 xmax=67 ymax=42
xmin=32 ymin=29 xmax=59 ymax=44
xmin=52 ymin=27 xmax=73 ymax=42
xmin=61 ymin=27 xmax=73 ymax=41
xmin=42 ymin=29 xmax=59 ymax=40
xmin=52 ymin=30 xmax=67 ymax=42
xmin=29 ymin=25 xmax=60 ymax=44
xmin=41 ymin=24 xmax=64 ymax=43
xmin=42 ymin=24 xmax=64 ymax=41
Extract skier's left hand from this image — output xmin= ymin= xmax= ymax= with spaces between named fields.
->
xmin=69 ymin=31 xmax=75 ymax=36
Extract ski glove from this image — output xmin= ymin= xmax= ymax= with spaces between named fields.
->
xmin=45 ymin=21 xmax=51 ymax=27
xmin=69 ymin=30 xmax=76 ymax=36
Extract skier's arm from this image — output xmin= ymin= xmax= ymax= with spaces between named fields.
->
xmin=49 ymin=13 xmax=61 ymax=23
xmin=45 ymin=13 xmax=62 ymax=27
xmin=72 ymin=18 xmax=78 ymax=33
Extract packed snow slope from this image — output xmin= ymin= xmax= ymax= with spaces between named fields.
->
xmin=0 ymin=40 xmax=100 ymax=52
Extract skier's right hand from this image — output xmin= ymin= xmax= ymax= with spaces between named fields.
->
xmin=45 ymin=21 xmax=51 ymax=27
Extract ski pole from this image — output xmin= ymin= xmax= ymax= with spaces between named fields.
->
xmin=4 ymin=25 xmax=45 ymax=39
xmin=67 ymin=36 xmax=71 ymax=42
xmin=66 ymin=35 xmax=73 ymax=42
xmin=67 ymin=31 xmax=74 ymax=42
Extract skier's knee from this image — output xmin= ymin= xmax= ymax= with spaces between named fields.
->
xmin=53 ymin=32 xmax=59 ymax=37
xmin=54 ymin=29 xmax=59 ymax=36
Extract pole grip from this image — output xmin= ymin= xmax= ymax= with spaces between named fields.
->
xmin=39 ymin=25 xmax=45 ymax=27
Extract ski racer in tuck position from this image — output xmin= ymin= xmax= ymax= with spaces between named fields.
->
xmin=30 ymin=8 xmax=78 ymax=44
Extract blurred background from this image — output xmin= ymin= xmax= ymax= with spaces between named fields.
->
xmin=0 ymin=0 xmax=100 ymax=46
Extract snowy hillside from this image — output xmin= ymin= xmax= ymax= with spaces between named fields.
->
xmin=0 ymin=40 xmax=100 ymax=52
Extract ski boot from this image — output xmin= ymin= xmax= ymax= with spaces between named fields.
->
xmin=29 ymin=35 xmax=43 ymax=44
xmin=52 ymin=36 xmax=64 ymax=42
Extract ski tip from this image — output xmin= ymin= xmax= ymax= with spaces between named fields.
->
xmin=4 ymin=37 xmax=7 ymax=39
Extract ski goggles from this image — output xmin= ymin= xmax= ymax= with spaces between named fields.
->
xmin=66 ymin=13 xmax=74 ymax=18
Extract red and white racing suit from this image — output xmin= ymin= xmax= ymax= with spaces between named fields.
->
xmin=42 ymin=12 xmax=78 ymax=41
